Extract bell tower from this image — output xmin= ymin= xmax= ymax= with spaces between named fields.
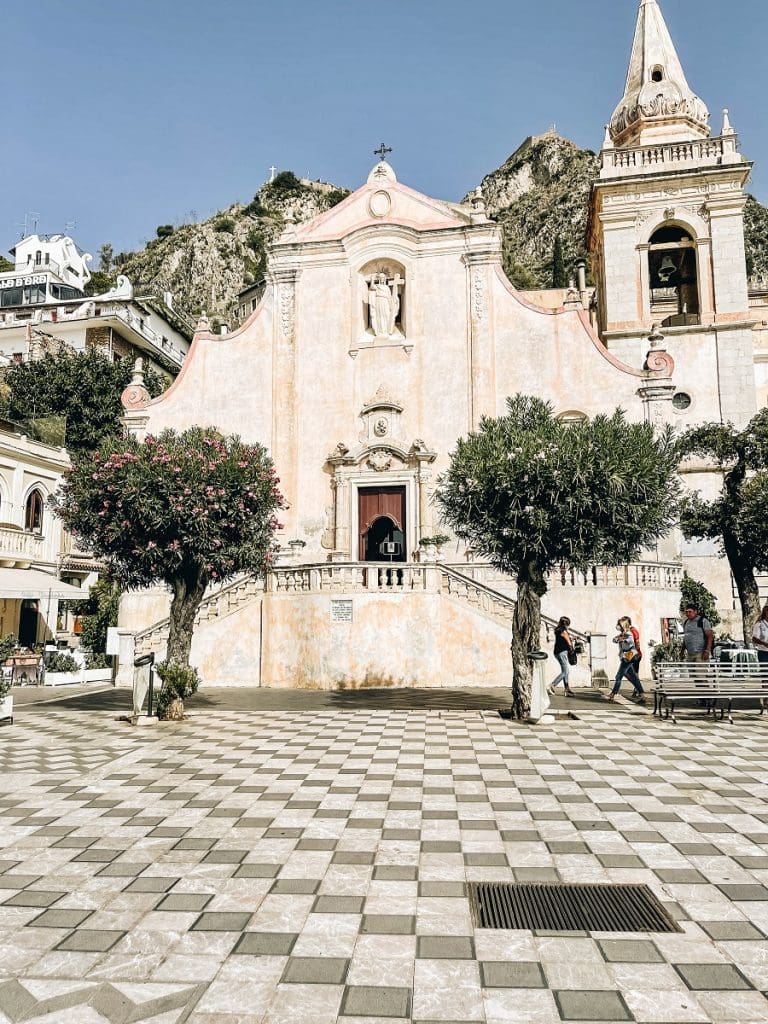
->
xmin=588 ymin=0 xmax=756 ymax=426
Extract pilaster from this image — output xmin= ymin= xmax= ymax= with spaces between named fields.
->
xmin=463 ymin=253 xmax=496 ymax=428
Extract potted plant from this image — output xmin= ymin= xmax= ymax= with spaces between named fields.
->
xmin=0 ymin=634 xmax=17 ymax=724
xmin=155 ymin=661 xmax=200 ymax=721
xmin=44 ymin=651 xmax=82 ymax=685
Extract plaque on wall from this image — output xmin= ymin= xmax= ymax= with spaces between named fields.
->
xmin=331 ymin=600 xmax=353 ymax=623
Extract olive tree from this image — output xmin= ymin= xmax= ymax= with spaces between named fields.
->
xmin=51 ymin=427 xmax=284 ymax=669
xmin=436 ymin=395 xmax=681 ymax=719
xmin=679 ymin=410 xmax=768 ymax=642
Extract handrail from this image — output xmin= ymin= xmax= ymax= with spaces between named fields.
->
xmin=438 ymin=563 xmax=588 ymax=643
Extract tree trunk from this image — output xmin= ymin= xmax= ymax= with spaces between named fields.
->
xmin=167 ymin=575 xmax=206 ymax=667
xmin=510 ymin=571 xmax=545 ymax=720
xmin=724 ymin=535 xmax=761 ymax=644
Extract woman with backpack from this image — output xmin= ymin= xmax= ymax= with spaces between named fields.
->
xmin=606 ymin=615 xmax=646 ymax=703
xmin=548 ymin=616 xmax=575 ymax=697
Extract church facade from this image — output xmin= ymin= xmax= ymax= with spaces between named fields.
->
xmin=117 ymin=0 xmax=761 ymax=688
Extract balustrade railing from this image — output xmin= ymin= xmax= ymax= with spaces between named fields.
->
xmin=602 ymin=136 xmax=737 ymax=177
xmin=0 ymin=526 xmax=44 ymax=565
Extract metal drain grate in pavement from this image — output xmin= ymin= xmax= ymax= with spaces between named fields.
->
xmin=467 ymin=882 xmax=681 ymax=933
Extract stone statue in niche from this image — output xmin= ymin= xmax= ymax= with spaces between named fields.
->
xmin=366 ymin=270 xmax=403 ymax=337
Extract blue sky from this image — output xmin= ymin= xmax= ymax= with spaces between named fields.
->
xmin=4 ymin=0 xmax=766 ymax=259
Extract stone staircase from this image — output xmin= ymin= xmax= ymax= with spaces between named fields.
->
xmin=134 ymin=573 xmax=265 ymax=657
xmin=133 ymin=561 xmax=585 ymax=661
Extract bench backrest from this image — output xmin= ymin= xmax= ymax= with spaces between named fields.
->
xmin=657 ymin=662 xmax=768 ymax=693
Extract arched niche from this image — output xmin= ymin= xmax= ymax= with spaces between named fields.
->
xmin=648 ymin=224 xmax=700 ymax=325
xmin=358 ymin=258 xmax=406 ymax=340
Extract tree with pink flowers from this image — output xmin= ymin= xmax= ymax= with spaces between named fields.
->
xmin=52 ymin=428 xmax=285 ymax=669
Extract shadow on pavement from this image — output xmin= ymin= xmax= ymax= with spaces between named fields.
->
xmin=20 ymin=685 xmax=627 ymax=714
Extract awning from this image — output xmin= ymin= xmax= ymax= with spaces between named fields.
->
xmin=0 ymin=567 xmax=89 ymax=600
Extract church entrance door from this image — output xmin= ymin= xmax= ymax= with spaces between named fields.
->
xmin=358 ymin=486 xmax=406 ymax=562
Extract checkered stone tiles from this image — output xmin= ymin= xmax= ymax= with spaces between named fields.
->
xmin=0 ymin=703 xmax=766 ymax=1022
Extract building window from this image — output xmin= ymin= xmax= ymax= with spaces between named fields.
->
xmin=25 ymin=489 xmax=44 ymax=533
xmin=672 ymin=392 xmax=692 ymax=411
xmin=651 ymin=66 xmax=665 ymax=83
xmin=649 ymin=225 xmax=700 ymax=326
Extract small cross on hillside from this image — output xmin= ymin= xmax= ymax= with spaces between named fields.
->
xmin=373 ymin=143 xmax=392 ymax=161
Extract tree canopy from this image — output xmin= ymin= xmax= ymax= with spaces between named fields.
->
xmin=1 ymin=349 xmax=166 ymax=454
xmin=51 ymin=427 xmax=284 ymax=667
xmin=679 ymin=409 xmax=768 ymax=640
xmin=436 ymin=395 xmax=682 ymax=717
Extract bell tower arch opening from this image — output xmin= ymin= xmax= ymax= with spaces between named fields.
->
xmin=648 ymin=224 xmax=700 ymax=326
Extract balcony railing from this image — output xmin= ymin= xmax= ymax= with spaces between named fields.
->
xmin=0 ymin=526 xmax=44 ymax=567
xmin=601 ymin=135 xmax=739 ymax=178
xmin=0 ymin=301 xmax=186 ymax=366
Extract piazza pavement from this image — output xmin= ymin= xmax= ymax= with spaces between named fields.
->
xmin=0 ymin=685 xmax=766 ymax=1024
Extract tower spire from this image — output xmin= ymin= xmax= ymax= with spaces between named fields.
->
xmin=609 ymin=0 xmax=709 ymax=147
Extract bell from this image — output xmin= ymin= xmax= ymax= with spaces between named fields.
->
xmin=657 ymin=255 xmax=676 ymax=283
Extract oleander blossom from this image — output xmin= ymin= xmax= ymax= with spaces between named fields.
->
xmin=50 ymin=426 xmax=285 ymax=671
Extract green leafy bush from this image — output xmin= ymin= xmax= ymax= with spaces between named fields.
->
xmin=214 ymin=217 xmax=235 ymax=234
xmin=46 ymin=652 xmax=80 ymax=673
xmin=156 ymin=225 xmax=175 ymax=239
xmin=244 ymin=196 xmax=266 ymax=217
xmin=85 ymin=653 xmax=112 ymax=670
xmin=0 ymin=635 xmax=16 ymax=697
xmin=156 ymin=661 xmax=200 ymax=716
xmin=680 ymin=572 xmax=720 ymax=626
xmin=266 ymin=171 xmax=302 ymax=197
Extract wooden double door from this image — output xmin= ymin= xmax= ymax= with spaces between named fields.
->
xmin=358 ymin=486 xmax=406 ymax=562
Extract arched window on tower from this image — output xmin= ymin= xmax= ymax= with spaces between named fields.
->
xmin=24 ymin=489 xmax=44 ymax=534
xmin=648 ymin=225 xmax=700 ymax=327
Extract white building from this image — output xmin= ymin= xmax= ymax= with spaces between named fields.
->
xmin=0 ymin=420 xmax=86 ymax=646
xmin=115 ymin=0 xmax=764 ymax=688
xmin=0 ymin=234 xmax=191 ymax=375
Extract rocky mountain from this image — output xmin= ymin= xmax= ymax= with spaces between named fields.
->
xmin=92 ymin=173 xmax=349 ymax=327
xmin=471 ymin=133 xmax=600 ymax=289
xmin=98 ymin=137 xmax=768 ymax=322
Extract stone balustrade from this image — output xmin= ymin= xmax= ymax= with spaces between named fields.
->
xmin=452 ymin=561 xmax=682 ymax=592
xmin=0 ymin=526 xmax=44 ymax=567
xmin=132 ymin=558 xmax=681 ymax=663
xmin=601 ymin=135 xmax=738 ymax=178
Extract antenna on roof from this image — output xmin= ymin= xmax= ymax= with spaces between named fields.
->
xmin=23 ymin=212 xmax=40 ymax=237
xmin=64 ymin=220 xmax=76 ymax=235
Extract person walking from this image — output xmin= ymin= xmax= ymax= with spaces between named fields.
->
xmin=681 ymin=604 xmax=714 ymax=662
xmin=752 ymin=605 xmax=768 ymax=664
xmin=606 ymin=615 xmax=645 ymax=703
xmin=548 ymin=616 xmax=574 ymax=697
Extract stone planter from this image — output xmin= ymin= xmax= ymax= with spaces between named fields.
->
xmin=0 ymin=695 xmax=13 ymax=724
xmin=44 ymin=668 xmax=112 ymax=687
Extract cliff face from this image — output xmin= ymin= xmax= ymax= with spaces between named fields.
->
xmin=107 ymin=174 xmax=348 ymax=325
xmin=105 ymin=139 xmax=768 ymax=318
xmin=471 ymin=133 xmax=600 ymax=289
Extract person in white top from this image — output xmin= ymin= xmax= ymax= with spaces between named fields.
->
xmin=752 ymin=605 xmax=768 ymax=664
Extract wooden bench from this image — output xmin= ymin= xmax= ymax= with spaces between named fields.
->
xmin=654 ymin=661 xmax=768 ymax=724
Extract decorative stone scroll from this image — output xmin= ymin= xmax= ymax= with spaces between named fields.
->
xmin=121 ymin=357 xmax=151 ymax=412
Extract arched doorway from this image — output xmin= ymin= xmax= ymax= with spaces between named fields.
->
xmin=365 ymin=515 xmax=405 ymax=562
xmin=359 ymin=486 xmax=406 ymax=562
xmin=18 ymin=599 xmax=40 ymax=647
